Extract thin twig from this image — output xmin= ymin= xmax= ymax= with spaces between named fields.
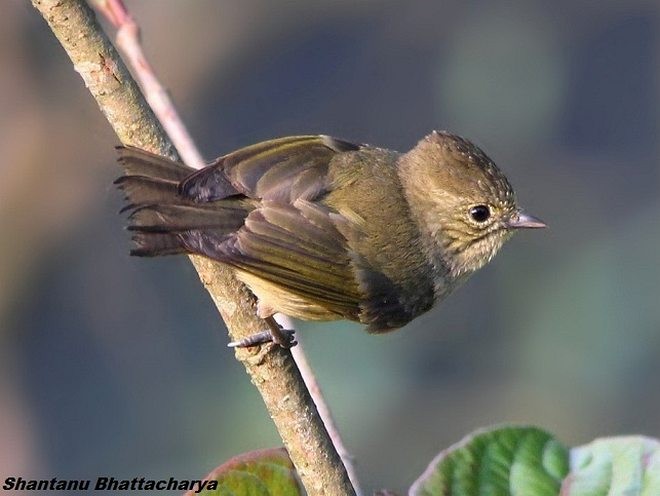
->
xmin=276 ymin=315 xmax=364 ymax=495
xmin=31 ymin=1 xmax=356 ymax=494
xmin=91 ymin=1 xmax=363 ymax=493
xmin=90 ymin=0 xmax=204 ymax=169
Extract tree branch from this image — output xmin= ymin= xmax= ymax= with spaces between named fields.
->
xmin=30 ymin=1 xmax=355 ymax=494
xmin=90 ymin=0 xmax=206 ymax=169
xmin=86 ymin=7 xmax=361 ymax=490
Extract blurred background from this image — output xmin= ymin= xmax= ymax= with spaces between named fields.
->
xmin=1 ymin=0 xmax=658 ymax=493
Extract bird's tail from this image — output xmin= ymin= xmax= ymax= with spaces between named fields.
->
xmin=114 ymin=146 xmax=247 ymax=257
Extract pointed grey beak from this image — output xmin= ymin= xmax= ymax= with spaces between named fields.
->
xmin=506 ymin=210 xmax=547 ymax=229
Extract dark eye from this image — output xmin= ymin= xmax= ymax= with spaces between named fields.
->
xmin=469 ymin=205 xmax=491 ymax=223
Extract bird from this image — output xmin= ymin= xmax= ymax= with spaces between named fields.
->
xmin=115 ymin=131 xmax=545 ymax=347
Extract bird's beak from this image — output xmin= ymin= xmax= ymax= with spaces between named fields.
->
xmin=506 ymin=210 xmax=547 ymax=229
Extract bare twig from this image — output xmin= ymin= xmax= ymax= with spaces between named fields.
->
xmin=90 ymin=0 xmax=204 ymax=169
xmin=91 ymin=1 xmax=362 ymax=493
xmin=31 ymin=1 xmax=355 ymax=494
xmin=292 ymin=343 xmax=361 ymax=482
xmin=277 ymin=316 xmax=363 ymax=495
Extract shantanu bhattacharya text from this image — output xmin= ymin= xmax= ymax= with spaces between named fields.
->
xmin=3 ymin=476 xmax=217 ymax=492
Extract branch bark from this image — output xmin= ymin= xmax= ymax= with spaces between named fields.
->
xmin=31 ymin=1 xmax=356 ymax=494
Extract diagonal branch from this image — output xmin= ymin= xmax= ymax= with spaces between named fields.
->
xmin=96 ymin=0 xmax=362 ymax=489
xmin=89 ymin=0 xmax=362 ymax=490
xmin=30 ymin=1 xmax=356 ymax=495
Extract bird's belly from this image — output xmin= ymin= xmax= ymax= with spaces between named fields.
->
xmin=235 ymin=270 xmax=345 ymax=322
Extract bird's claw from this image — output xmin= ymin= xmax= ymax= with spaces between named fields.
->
xmin=227 ymin=328 xmax=297 ymax=349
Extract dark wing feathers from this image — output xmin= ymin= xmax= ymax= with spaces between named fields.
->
xmin=114 ymin=175 xmax=183 ymax=212
xmin=245 ymin=148 xmax=329 ymax=201
xmin=116 ymin=146 xmax=192 ymax=181
xmin=117 ymin=136 xmax=367 ymax=321
xmin=175 ymin=164 xmax=241 ymax=202
xmin=179 ymin=135 xmax=361 ymax=202
xmin=131 ymin=232 xmax=185 ymax=257
xmin=247 ymin=201 xmax=347 ymax=254
xmin=127 ymin=202 xmax=249 ymax=233
xmin=224 ymin=203 xmax=363 ymax=318
xmin=183 ymin=201 xmax=363 ymax=319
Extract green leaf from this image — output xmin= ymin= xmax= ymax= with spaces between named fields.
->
xmin=562 ymin=436 xmax=660 ymax=495
xmin=188 ymin=447 xmax=305 ymax=496
xmin=409 ymin=426 xmax=569 ymax=496
xmin=410 ymin=426 xmax=660 ymax=496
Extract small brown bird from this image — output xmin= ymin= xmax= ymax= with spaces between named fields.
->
xmin=115 ymin=132 xmax=545 ymax=346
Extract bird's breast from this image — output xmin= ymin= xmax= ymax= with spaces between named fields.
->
xmin=324 ymin=149 xmax=438 ymax=331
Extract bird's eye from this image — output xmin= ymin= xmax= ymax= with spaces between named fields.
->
xmin=469 ymin=205 xmax=491 ymax=223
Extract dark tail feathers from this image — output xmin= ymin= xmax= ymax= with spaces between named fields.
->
xmin=115 ymin=146 xmax=247 ymax=257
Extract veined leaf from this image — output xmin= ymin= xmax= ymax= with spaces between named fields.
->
xmin=410 ymin=426 xmax=660 ymax=496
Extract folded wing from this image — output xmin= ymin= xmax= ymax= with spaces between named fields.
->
xmin=179 ymin=135 xmax=360 ymax=202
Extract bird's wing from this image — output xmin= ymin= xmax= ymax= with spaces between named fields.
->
xmin=174 ymin=136 xmax=367 ymax=320
xmin=184 ymin=198 xmax=364 ymax=321
xmin=179 ymin=135 xmax=361 ymax=203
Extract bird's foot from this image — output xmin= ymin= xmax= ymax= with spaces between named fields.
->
xmin=227 ymin=319 xmax=297 ymax=349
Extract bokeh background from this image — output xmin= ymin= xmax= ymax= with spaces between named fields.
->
xmin=1 ymin=0 xmax=659 ymax=493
